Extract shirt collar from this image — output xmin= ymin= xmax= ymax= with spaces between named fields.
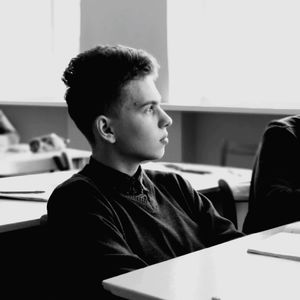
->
xmin=82 ymin=157 xmax=149 ymax=195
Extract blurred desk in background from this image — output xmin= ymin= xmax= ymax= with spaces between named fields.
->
xmin=0 ymin=148 xmax=91 ymax=176
xmin=0 ymin=170 xmax=76 ymax=231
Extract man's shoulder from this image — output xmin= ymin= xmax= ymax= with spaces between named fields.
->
xmin=268 ymin=115 xmax=300 ymax=130
xmin=54 ymin=171 xmax=94 ymax=191
xmin=264 ymin=115 xmax=300 ymax=140
xmin=47 ymin=170 xmax=113 ymax=216
xmin=48 ymin=171 xmax=98 ymax=206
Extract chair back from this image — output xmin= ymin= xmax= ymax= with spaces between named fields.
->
xmin=199 ymin=179 xmax=238 ymax=228
xmin=220 ymin=139 xmax=258 ymax=168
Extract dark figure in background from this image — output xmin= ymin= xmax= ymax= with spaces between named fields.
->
xmin=47 ymin=45 xmax=243 ymax=299
xmin=243 ymin=115 xmax=300 ymax=234
xmin=0 ymin=110 xmax=19 ymax=149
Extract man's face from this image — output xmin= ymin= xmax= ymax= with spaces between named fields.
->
xmin=110 ymin=75 xmax=173 ymax=164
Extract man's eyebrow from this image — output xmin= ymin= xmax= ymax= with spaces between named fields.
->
xmin=134 ymin=100 xmax=161 ymax=107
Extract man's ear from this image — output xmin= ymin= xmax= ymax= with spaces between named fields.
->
xmin=95 ymin=115 xmax=116 ymax=143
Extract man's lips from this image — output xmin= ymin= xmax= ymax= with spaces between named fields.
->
xmin=160 ymin=135 xmax=169 ymax=145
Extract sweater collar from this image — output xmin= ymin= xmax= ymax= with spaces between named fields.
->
xmin=82 ymin=157 xmax=149 ymax=195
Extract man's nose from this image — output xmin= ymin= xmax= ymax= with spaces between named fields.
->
xmin=159 ymin=108 xmax=173 ymax=128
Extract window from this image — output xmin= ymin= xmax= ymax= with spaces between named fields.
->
xmin=0 ymin=0 xmax=80 ymax=104
xmin=167 ymin=0 xmax=300 ymax=111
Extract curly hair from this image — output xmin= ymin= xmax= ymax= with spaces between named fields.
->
xmin=62 ymin=45 xmax=159 ymax=144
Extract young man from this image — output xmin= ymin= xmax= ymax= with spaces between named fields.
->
xmin=47 ymin=45 xmax=243 ymax=299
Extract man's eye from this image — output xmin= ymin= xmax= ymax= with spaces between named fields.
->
xmin=145 ymin=105 xmax=155 ymax=113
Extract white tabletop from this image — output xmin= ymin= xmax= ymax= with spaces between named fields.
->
xmin=0 ymin=170 xmax=76 ymax=230
xmin=103 ymin=224 xmax=298 ymax=300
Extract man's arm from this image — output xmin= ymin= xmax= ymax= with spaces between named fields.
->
xmin=168 ymin=172 xmax=244 ymax=246
xmin=195 ymin=190 xmax=244 ymax=246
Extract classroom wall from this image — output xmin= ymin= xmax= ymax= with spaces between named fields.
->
xmin=193 ymin=112 xmax=286 ymax=166
xmin=80 ymin=0 xmax=169 ymax=103
xmin=0 ymin=1 xmax=292 ymax=168
xmin=1 ymin=106 xmax=68 ymax=143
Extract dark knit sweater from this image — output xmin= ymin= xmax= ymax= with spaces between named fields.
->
xmin=47 ymin=157 xmax=243 ymax=299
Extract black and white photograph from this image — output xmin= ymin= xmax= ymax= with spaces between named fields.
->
xmin=0 ymin=1 xmax=300 ymax=299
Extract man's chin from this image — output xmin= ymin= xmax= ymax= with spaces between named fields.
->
xmin=141 ymin=151 xmax=165 ymax=163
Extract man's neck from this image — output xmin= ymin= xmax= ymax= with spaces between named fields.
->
xmin=92 ymin=151 xmax=140 ymax=176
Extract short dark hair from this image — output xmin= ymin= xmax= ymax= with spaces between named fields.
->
xmin=62 ymin=45 xmax=159 ymax=144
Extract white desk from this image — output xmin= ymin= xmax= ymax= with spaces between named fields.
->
xmin=0 ymin=170 xmax=76 ymax=232
xmin=0 ymin=148 xmax=90 ymax=232
xmin=0 ymin=162 xmax=251 ymax=232
xmin=103 ymin=224 xmax=298 ymax=300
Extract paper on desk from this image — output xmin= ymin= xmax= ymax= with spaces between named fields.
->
xmin=0 ymin=190 xmax=51 ymax=202
xmin=0 ymin=170 xmax=76 ymax=202
xmin=247 ymin=231 xmax=300 ymax=262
